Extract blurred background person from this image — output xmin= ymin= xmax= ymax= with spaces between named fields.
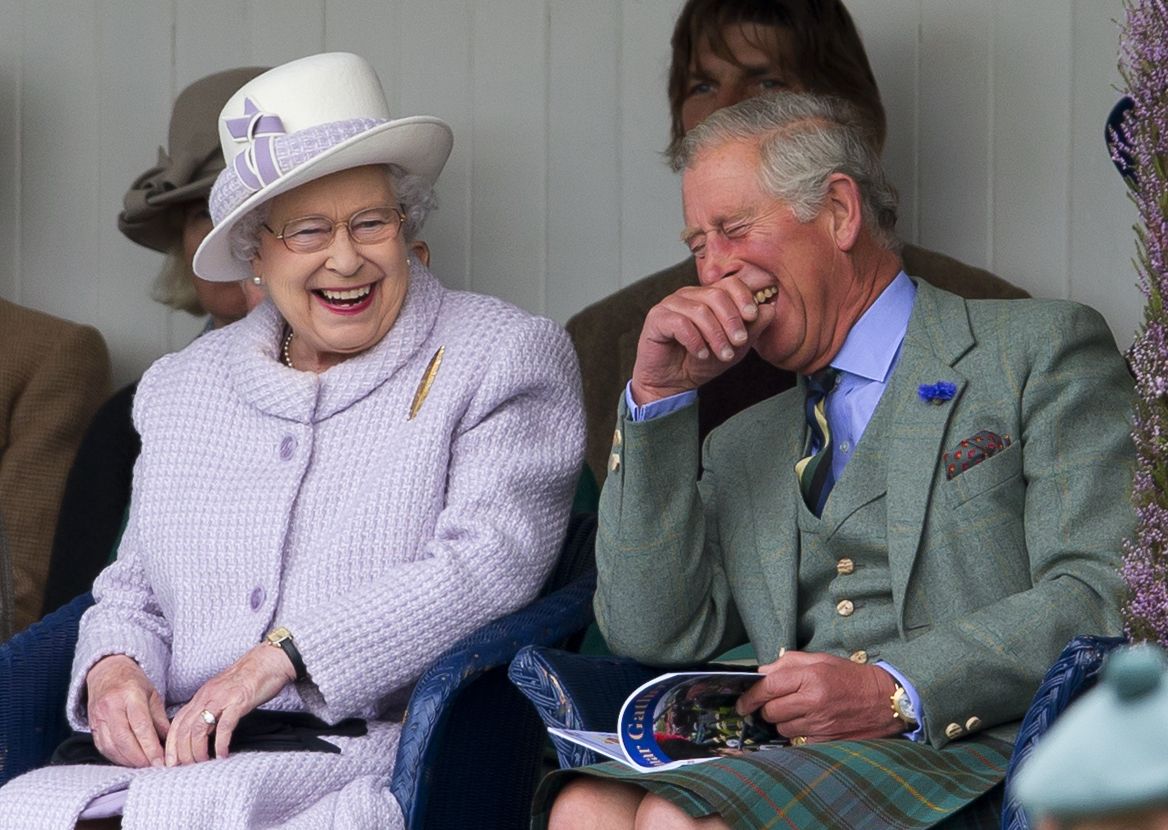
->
xmin=40 ymin=67 xmax=266 ymax=619
xmin=120 ymin=66 xmax=269 ymax=332
xmin=1014 ymin=645 xmax=1168 ymax=830
xmin=0 ymin=297 xmax=110 ymax=636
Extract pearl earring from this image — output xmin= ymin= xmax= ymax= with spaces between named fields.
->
xmin=252 ymin=276 xmax=262 ymax=285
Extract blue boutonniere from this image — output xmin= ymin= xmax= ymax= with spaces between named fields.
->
xmin=918 ymin=381 xmax=956 ymax=404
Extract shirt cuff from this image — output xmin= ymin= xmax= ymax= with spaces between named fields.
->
xmin=624 ymin=381 xmax=697 ymax=422
xmin=877 ymin=661 xmax=926 ymax=743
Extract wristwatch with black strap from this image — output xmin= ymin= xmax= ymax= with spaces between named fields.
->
xmin=265 ymin=626 xmax=308 ymax=682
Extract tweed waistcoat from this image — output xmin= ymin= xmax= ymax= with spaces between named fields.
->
xmin=796 ymin=383 xmax=900 ymax=662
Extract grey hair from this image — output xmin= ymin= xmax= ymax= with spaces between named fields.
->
xmin=227 ymin=163 xmax=438 ymax=264
xmin=151 ymin=247 xmax=204 ymax=315
xmin=675 ymin=92 xmax=900 ymax=251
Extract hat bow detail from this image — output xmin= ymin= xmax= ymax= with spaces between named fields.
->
xmin=226 ymin=97 xmax=287 ymax=192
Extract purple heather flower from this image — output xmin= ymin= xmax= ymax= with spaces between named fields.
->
xmin=918 ymin=381 xmax=956 ymax=404
xmin=1119 ymin=0 xmax=1168 ymax=649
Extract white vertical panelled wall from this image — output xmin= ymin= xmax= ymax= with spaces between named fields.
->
xmin=0 ymin=0 xmax=1138 ymax=386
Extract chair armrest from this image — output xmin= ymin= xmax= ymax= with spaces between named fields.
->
xmin=508 ymin=646 xmax=660 ymax=768
xmin=390 ymin=572 xmax=596 ymax=828
xmin=1000 ymin=634 xmax=1126 ymax=830
xmin=0 ymin=592 xmax=94 ymax=785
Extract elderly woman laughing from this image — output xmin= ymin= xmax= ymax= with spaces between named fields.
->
xmin=0 ymin=53 xmax=583 ymax=829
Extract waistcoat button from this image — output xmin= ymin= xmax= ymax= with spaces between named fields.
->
xmin=836 ymin=558 xmax=855 ymax=576
xmin=836 ymin=599 xmax=854 ymax=617
xmin=849 ymin=649 xmax=868 ymax=664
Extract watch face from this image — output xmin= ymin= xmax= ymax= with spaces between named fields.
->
xmin=893 ymin=688 xmax=917 ymax=723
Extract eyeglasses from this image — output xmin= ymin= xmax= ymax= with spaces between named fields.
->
xmin=263 ymin=205 xmax=406 ymax=254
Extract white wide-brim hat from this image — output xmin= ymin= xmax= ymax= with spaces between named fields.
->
xmin=194 ymin=52 xmax=453 ymax=282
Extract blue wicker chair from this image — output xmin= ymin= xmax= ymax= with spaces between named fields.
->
xmin=508 ymin=633 xmax=1127 ymax=830
xmin=0 ymin=512 xmax=599 ymax=830
xmin=999 ymin=634 xmax=1126 ymax=830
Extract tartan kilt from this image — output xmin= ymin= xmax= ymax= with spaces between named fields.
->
xmin=532 ymin=735 xmax=1011 ymax=830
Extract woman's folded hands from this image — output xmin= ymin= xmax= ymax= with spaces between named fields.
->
xmin=86 ymin=643 xmax=297 ymax=768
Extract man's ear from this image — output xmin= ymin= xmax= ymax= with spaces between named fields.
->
xmin=823 ymin=173 xmax=863 ymax=252
xmin=409 ymin=240 xmax=431 ymax=267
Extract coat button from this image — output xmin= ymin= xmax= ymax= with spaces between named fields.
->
xmin=945 ymin=722 xmax=964 ymax=740
xmin=836 ymin=558 xmax=855 ymax=576
xmin=608 ymin=452 xmax=621 ymax=473
xmin=836 ymin=599 xmax=854 ymax=617
xmin=249 ymin=586 xmax=265 ymax=611
xmin=849 ymin=650 xmax=868 ymax=664
xmin=965 ymin=716 xmax=982 ymax=731
xmin=279 ymin=435 xmax=296 ymax=460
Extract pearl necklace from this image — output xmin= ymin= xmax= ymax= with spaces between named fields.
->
xmin=281 ymin=327 xmax=295 ymax=370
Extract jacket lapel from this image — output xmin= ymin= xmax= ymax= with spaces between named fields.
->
xmin=885 ymin=281 xmax=974 ymax=627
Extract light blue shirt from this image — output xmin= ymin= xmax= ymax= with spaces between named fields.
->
xmin=815 ymin=271 xmax=916 ymax=484
xmin=624 ymin=272 xmax=926 ymax=740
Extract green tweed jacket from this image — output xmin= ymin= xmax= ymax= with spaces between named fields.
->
xmin=594 ymin=279 xmax=1133 ymax=750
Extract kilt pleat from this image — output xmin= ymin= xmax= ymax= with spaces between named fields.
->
xmin=532 ymin=736 xmax=1010 ymax=830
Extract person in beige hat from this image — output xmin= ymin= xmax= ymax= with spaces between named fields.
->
xmin=0 ymin=51 xmax=583 ymax=829
xmin=119 ymin=66 xmax=267 ymax=328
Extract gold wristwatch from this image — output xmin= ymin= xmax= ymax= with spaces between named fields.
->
xmin=890 ymin=683 xmax=919 ymax=729
xmin=265 ymin=626 xmax=308 ymax=682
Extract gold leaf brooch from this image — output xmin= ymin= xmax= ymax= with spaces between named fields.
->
xmin=408 ymin=346 xmax=445 ymax=420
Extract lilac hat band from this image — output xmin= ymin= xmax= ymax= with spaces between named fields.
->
xmin=209 ymin=101 xmax=386 ymax=224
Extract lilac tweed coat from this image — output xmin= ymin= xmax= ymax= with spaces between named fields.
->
xmin=0 ymin=264 xmax=584 ymax=828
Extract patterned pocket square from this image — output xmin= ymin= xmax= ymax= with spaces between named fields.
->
xmin=944 ymin=431 xmax=1012 ymax=480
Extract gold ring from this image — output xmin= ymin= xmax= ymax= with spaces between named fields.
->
xmin=200 ymin=709 xmax=217 ymax=727
xmin=791 ymin=736 xmax=808 ymax=747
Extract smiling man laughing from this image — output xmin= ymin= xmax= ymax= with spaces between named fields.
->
xmin=543 ymin=91 xmax=1134 ymax=830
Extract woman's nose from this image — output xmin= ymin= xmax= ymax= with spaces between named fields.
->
xmin=325 ymin=226 xmax=362 ymax=276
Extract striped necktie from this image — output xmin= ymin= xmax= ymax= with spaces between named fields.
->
xmin=795 ymin=367 xmax=839 ymax=516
